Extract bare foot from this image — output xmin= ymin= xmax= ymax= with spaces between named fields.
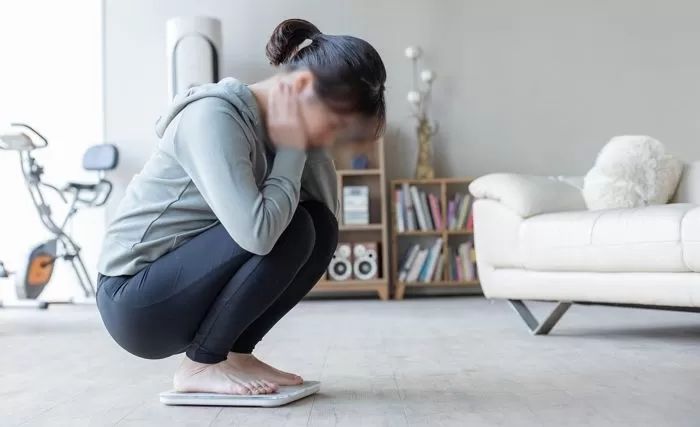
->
xmin=227 ymin=352 xmax=303 ymax=386
xmin=173 ymin=357 xmax=278 ymax=395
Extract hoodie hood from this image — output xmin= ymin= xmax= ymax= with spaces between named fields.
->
xmin=155 ymin=77 xmax=261 ymax=138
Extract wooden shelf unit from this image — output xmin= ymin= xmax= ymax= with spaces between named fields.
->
xmin=336 ymin=168 xmax=382 ymax=177
xmin=312 ymin=279 xmax=389 ymax=300
xmin=400 ymin=280 xmax=480 ymax=288
xmin=309 ymin=138 xmax=389 ymax=300
xmin=391 ymin=177 xmax=481 ymax=300
xmin=339 ymin=223 xmax=384 ymax=231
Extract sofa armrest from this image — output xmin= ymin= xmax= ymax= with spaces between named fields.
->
xmin=469 ymin=173 xmax=586 ymax=218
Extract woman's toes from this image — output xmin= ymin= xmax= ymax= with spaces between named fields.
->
xmin=233 ymin=381 xmax=253 ymax=395
xmin=255 ymin=380 xmax=273 ymax=394
xmin=250 ymin=381 xmax=265 ymax=394
xmin=263 ymin=380 xmax=278 ymax=392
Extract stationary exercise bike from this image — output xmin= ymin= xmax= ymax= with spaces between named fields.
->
xmin=0 ymin=124 xmax=118 ymax=308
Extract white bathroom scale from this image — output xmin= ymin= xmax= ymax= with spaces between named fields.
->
xmin=159 ymin=381 xmax=320 ymax=407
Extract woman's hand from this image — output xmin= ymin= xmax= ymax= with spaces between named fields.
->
xmin=267 ymin=82 xmax=308 ymax=150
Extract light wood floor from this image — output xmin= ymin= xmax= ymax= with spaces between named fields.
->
xmin=1 ymin=297 xmax=699 ymax=426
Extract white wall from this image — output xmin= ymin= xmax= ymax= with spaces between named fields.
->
xmin=104 ymin=0 xmax=700 ymax=190
xmin=0 ymin=0 xmax=103 ymax=301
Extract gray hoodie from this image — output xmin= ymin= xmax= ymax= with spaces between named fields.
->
xmin=98 ymin=78 xmax=338 ymax=277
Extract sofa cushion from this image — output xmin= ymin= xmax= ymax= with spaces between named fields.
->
xmin=520 ymin=203 xmax=698 ymax=273
xmin=469 ymin=174 xmax=586 ymax=218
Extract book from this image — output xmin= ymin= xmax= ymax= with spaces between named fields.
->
xmin=467 ymin=211 xmax=474 ymax=231
xmin=406 ymin=249 xmax=429 ymax=283
xmin=421 ymin=238 xmax=443 ymax=282
xmin=417 ymin=251 xmax=432 ymax=282
xmin=450 ymin=193 xmax=462 ymax=230
xmin=395 ymin=189 xmax=405 ymax=232
xmin=409 ymin=186 xmax=428 ymax=230
xmin=456 ymin=194 xmax=471 ymax=229
xmin=464 ymin=195 xmax=474 ymax=229
xmin=454 ymin=251 xmax=459 ymax=280
xmin=420 ymin=191 xmax=434 ymax=230
xmin=398 ymin=244 xmax=420 ymax=282
xmin=459 ymin=242 xmax=475 ymax=280
xmin=445 ymin=250 xmax=451 ymax=280
xmin=466 ymin=195 xmax=474 ymax=227
xmin=402 ymin=183 xmax=416 ymax=231
xmin=447 ymin=200 xmax=456 ymax=230
xmin=455 ymin=253 xmax=463 ymax=281
xmin=433 ymin=253 xmax=445 ymax=281
xmin=428 ymin=193 xmax=442 ymax=230
xmin=454 ymin=194 xmax=463 ymax=228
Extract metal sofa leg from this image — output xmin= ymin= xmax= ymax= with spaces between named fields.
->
xmin=508 ymin=300 xmax=572 ymax=335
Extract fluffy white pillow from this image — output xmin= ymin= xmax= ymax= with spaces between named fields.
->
xmin=583 ymin=135 xmax=683 ymax=210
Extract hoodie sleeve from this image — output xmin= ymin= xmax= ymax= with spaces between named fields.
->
xmin=300 ymin=148 xmax=339 ymax=218
xmin=173 ymin=97 xmax=307 ymax=255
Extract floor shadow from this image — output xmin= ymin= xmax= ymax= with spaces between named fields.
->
xmin=555 ymin=323 xmax=700 ymax=342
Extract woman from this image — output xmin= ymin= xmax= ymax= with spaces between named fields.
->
xmin=96 ymin=19 xmax=386 ymax=396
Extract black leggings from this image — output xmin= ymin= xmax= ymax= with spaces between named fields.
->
xmin=96 ymin=201 xmax=338 ymax=364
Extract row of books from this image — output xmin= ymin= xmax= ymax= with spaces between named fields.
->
xmin=394 ymin=184 xmax=473 ymax=232
xmin=446 ymin=242 xmax=477 ymax=281
xmin=447 ymin=192 xmax=474 ymax=230
xmin=397 ymin=240 xmax=478 ymax=283
xmin=397 ymin=239 xmax=444 ymax=283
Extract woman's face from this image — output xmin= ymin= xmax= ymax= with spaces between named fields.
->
xmin=289 ymin=71 xmax=377 ymax=148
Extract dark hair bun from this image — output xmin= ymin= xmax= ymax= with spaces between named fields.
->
xmin=266 ymin=19 xmax=322 ymax=66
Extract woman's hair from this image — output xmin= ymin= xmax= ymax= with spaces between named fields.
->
xmin=266 ymin=19 xmax=387 ymax=138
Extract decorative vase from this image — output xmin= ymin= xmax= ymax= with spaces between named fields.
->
xmin=404 ymin=45 xmax=438 ymax=179
xmin=415 ymin=117 xmax=435 ymax=179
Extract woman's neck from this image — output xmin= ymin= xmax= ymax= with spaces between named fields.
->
xmin=248 ymin=76 xmax=280 ymax=125
xmin=249 ymin=76 xmax=283 ymax=151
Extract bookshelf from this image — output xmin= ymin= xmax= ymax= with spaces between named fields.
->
xmin=391 ymin=177 xmax=481 ymax=300
xmin=309 ymin=138 xmax=390 ymax=300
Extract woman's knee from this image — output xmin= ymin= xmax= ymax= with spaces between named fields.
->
xmin=278 ymin=205 xmax=316 ymax=262
xmin=300 ymin=200 xmax=339 ymax=258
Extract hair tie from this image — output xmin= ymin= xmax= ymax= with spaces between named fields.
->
xmin=290 ymin=38 xmax=313 ymax=60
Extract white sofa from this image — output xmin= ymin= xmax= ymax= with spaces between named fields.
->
xmin=469 ymin=162 xmax=700 ymax=334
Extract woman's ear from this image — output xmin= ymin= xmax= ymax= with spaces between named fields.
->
xmin=291 ymin=70 xmax=314 ymax=95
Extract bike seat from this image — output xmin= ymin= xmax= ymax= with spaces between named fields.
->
xmin=83 ymin=144 xmax=119 ymax=171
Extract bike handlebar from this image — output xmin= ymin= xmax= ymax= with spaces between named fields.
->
xmin=11 ymin=123 xmax=48 ymax=149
